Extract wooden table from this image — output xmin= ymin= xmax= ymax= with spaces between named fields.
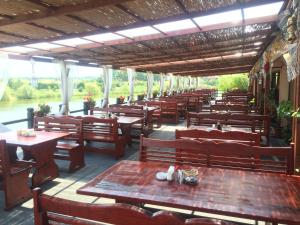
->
xmin=117 ymin=116 xmax=144 ymax=145
xmin=77 ymin=160 xmax=300 ymax=225
xmin=0 ymin=130 xmax=69 ymax=187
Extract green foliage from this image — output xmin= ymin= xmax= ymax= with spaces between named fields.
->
xmin=8 ymin=79 xmax=24 ymax=89
xmin=217 ymin=74 xmax=249 ymax=91
xmin=16 ymin=84 xmax=36 ymax=99
xmin=76 ymin=81 xmax=85 ymax=92
xmin=292 ymin=107 xmax=300 ymax=118
xmin=1 ymin=87 xmax=14 ymax=101
xmin=37 ymin=80 xmax=59 ymax=90
xmin=277 ymin=100 xmax=293 ymax=119
xmin=84 ymin=82 xmax=101 ymax=97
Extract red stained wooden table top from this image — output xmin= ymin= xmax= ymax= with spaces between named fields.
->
xmin=0 ymin=130 xmax=69 ymax=147
xmin=77 ymin=160 xmax=300 ymax=224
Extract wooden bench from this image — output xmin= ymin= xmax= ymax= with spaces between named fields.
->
xmin=34 ymin=116 xmax=84 ymax=172
xmin=210 ymin=104 xmax=249 ymax=114
xmin=146 ymin=101 xmax=162 ymax=128
xmin=161 ymin=101 xmax=179 ymax=123
xmin=176 ymin=129 xmax=260 ymax=146
xmin=139 ymin=136 xmax=294 ymax=174
xmin=91 ymin=106 xmax=149 ymax=137
xmin=33 ymin=187 xmax=234 ymax=225
xmin=78 ymin=116 xmax=126 ymax=159
xmin=187 ymin=113 xmax=270 ymax=146
xmin=0 ymin=140 xmax=32 ymax=210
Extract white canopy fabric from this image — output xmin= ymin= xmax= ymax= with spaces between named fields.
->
xmin=0 ymin=53 xmax=9 ymax=101
xmin=101 ymin=65 xmax=113 ymax=107
xmin=146 ymin=71 xmax=154 ymax=99
xmin=168 ymin=73 xmax=174 ymax=95
xmin=127 ymin=68 xmax=135 ymax=102
xmin=58 ymin=60 xmax=71 ymax=115
xmin=159 ymin=73 xmax=165 ymax=96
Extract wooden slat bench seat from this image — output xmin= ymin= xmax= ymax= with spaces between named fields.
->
xmin=140 ymin=136 xmax=294 ymax=174
xmin=176 ymin=129 xmax=260 ymax=146
xmin=34 ymin=116 xmax=84 ymax=172
xmin=33 ymin=187 xmax=235 ymax=225
xmin=0 ymin=140 xmax=31 ymax=210
xmin=78 ymin=116 xmax=126 ymax=159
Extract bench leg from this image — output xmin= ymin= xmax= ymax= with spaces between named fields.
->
xmin=115 ymin=142 xmax=125 ymax=160
xmin=4 ymin=169 xmax=32 ymax=210
xmin=68 ymin=147 xmax=85 ymax=173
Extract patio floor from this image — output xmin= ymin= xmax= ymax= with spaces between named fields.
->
xmin=0 ymin=121 xmax=285 ymax=225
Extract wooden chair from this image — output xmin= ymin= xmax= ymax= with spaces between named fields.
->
xmin=0 ymin=140 xmax=32 ymax=210
xmin=139 ymin=136 xmax=294 ymax=174
xmin=147 ymin=101 xmax=162 ymax=128
xmin=34 ymin=116 xmax=84 ymax=172
xmin=33 ymin=188 xmax=234 ymax=225
xmin=79 ymin=116 xmax=126 ymax=159
xmin=176 ymin=129 xmax=260 ymax=146
xmin=161 ymin=101 xmax=179 ymax=123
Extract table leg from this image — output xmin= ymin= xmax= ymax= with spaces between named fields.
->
xmin=25 ymin=141 xmax=59 ymax=187
xmin=120 ymin=124 xmax=132 ymax=146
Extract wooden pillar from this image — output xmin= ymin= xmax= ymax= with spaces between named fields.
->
xmin=293 ymin=75 xmax=300 ymax=168
xmin=264 ymin=72 xmax=271 ymax=115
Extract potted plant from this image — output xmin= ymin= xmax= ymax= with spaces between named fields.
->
xmin=116 ymin=96 xmax=125 ymax=104
xmin=83 ymin=95 xmax=96 ymax=109
xmin=137 ymin=93 xmax=145 ymax=101
xmin=152 ymin=90 xmax=158 ymax=99
xmin=276 ymin=100 xmax=293 ymax=141
xmin=34 ymin=104 xmax=51 ymax=117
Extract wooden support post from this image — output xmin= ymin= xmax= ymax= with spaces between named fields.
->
xmin=27 ymin=108 xmax=34 ymax=129
xmin=293 ymin=75 xmax=300 ymax=169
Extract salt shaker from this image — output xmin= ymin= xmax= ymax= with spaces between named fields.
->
xmin=167 ymin=165 xmax=175 ymax=181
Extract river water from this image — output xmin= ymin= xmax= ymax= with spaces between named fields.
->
xmin=0 ymin=98 xmax=117 ymax=130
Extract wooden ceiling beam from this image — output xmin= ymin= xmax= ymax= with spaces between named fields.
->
xmin=0 ymin=0 xmax=134 ymax=27
xmin=0 ymin=0 xmax=280 ymax=48
xmin=172 ymin=67 xmax=252 ymax=76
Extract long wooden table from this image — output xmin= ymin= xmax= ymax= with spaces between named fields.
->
xmin=77 ymin=160 xmax=300 ymax=225
xmin=0 ymin=130 xmax=69 ymax=187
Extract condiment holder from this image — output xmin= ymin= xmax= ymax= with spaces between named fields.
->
xmin=155 ymin=166 xmax=198 ymax=185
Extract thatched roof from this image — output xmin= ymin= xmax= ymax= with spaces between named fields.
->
xmin=0 ymin=0 xmax=287 ymax=76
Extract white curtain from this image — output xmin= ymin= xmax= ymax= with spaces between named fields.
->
xmin=146 ymin=71 xmax=153 ymax=99
xmin=101 ymin=65 xmax=113 ymax=108
xmin=168 ymin=73 xmax=174 ymax=95
xmin=159 ymin=73 xmax=165 ymax=96
xmin=176 ymin=76 xmax=180 ymax=92
xmin=0 ymin=53 xmax=9 ymax=101
xmin=127 ymin=68 xmax=135 ymax=102
xmin=58 ymin=60 xmax=71 ymax=115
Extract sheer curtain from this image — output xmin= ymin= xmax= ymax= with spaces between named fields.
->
xmin=159 ymin=73 xmax=165 ymax=96
xmin=168 ymin=73 xmax=174 ymax=95
xmin=127 ymin=68 xmax=135 ymax=102
xmin=0 ymin=53 xmax=9 ymax=101
xmin=146 ymin=71 xmax=153 ymax=99
xmin=101 ymin=65 xmax=112 ymax=108
xmin=58 ymin=60 xmax=71 ymax=115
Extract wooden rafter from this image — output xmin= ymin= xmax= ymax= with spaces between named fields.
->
xmin=0 ymin=0 xmax=134 ymax=27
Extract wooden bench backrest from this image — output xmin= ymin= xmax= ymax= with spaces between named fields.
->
xmin=79 ymin=116 xmax=118 ymax=140
xmin=139 ymin=136 xmax=294 ymax=174
xmin=33 ymin=188 xmax=232 ymax=225
xmin=176 ymin=129 xmax=260 ymax=146
xmin=34 ymin=116 xmax=83 ymax=144
xmin=0 ymin=140 xmax=9 ymax=177
xmin=210 ymin=104 xmax=249 ymax=113
xmin=161 ymin=101 xmax=178 ymax=112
